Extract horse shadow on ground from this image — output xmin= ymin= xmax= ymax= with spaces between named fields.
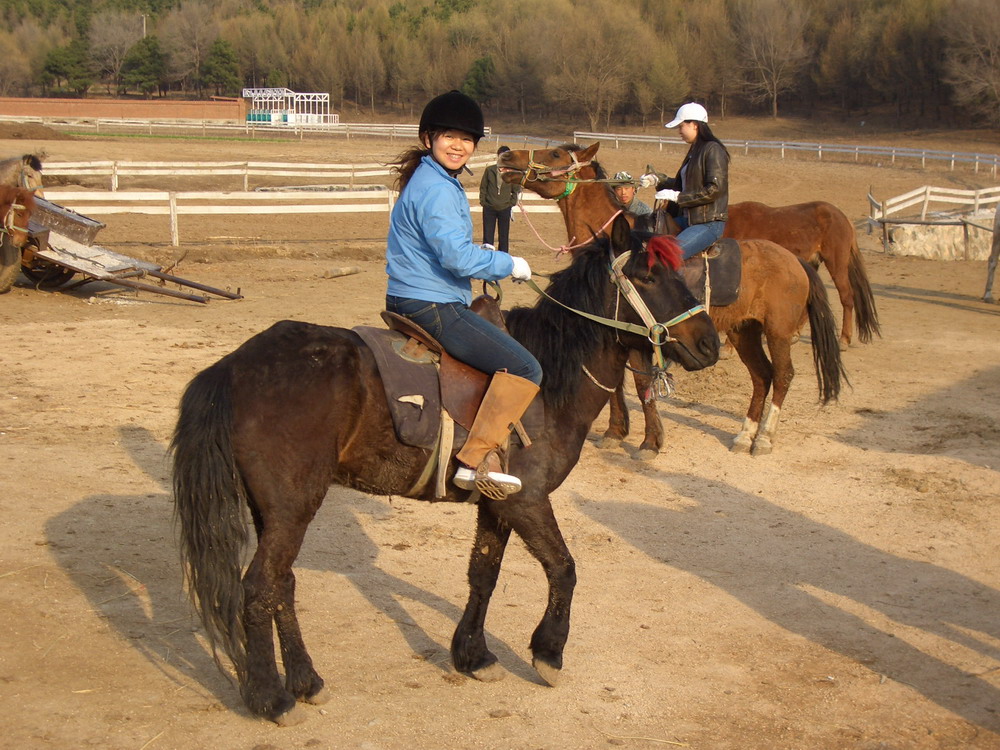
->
xmin=44 ymin=425 xmax=534 ymax=719
xmin=837 ymin=364 xmax=1000 ymax=468
xmin=572 ymin=468 xmax=1000 ymax=735
xmin=870 ymin=281 xmax=1000 ymax=317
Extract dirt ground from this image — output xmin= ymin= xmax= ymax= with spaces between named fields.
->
xmin=1 ymin=122 xmax=999 ymax=750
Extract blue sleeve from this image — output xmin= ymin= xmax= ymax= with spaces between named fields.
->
xmin=421 ymin=184 xmax=515 ymax=280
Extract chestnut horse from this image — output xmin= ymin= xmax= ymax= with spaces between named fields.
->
xmin=500 ymin=143 xmax=846 ymax=456
xmin=171 ymin=215 xmax=719 ymax=725
xmin=725 ymin=200 xmax=880 ymax=348
xmin=0 ymin=185 xmax=36 ymax=294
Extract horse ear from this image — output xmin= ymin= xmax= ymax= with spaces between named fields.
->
xmin=609 ymin=212 xmax=632 ymax=255
xmin=579 ymin=142 xmax=600 ymax=162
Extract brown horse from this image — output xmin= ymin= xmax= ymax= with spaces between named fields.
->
xmin=171 ymin=216 xmax=719 ymax=725
xmin=0 ymin=185 xmax=36 ymax=294
xmin=500 ymin=143 xmax=846 ymax=456
xmin=725 ymin=200 xmax=880 ymax=347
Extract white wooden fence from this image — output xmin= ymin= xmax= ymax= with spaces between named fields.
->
xmin=866 ymin=185 xmax=1000 ymax=256
xmin=42 ymin=188 xmax=559 ymax=246
xmin=576 ymin=131 xmax=1000 ymax=175
xmin=42 ymin=155 xmax=499 ymax=192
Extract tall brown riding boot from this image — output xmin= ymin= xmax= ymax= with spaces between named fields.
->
xmin=454 ymin=371 xmax=540 ymax=499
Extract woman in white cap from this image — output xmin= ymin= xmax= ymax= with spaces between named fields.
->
xmin=641 ymin=102 xmax=730 ymax=260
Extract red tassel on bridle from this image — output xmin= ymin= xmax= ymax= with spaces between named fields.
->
xmin=646 ymin=235 xmax=682 ymax=271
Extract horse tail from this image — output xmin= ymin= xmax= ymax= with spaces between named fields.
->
xmin=170 ymin=359 xmax=249 ymax=684
xmin=847 ymin=233 xmax=881 ymax=343
xmin=801 ymin=260 xmax=849 ymax=404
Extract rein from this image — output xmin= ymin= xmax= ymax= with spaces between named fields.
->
xmin=520 ymin=248 xmax=705 ymax=393
xmin=517 ymin=204 xmax=623 ymax=256
xmin=1 ymin=202 xmax=29 ymax=235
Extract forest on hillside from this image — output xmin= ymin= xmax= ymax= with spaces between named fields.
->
xmin=0 ymin=0 xmax=997 ymax=129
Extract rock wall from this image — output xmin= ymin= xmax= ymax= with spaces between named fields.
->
xmin=888 ymin=208 xmax=997 ymax=260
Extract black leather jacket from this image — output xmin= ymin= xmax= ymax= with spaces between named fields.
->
xmin=657 ymin=140 xmax=729 ymax=224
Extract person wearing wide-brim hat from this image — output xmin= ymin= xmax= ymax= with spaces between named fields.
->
xmin=640 ymin=102 xmax=730 ymax=260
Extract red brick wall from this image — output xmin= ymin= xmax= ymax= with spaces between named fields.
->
xmin=0 ymin=97 xmax=246 ymax=121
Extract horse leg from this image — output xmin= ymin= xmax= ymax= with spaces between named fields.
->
xmin=241 ymin=514 xmax=321 ymax=726
xmin=824 ymin=256 xmax=854 ymax=349
xmin=631 ymin=358 xmax=665 ymax=460
xmin=502 ymin=497 xmax=576 ymax=686
xmin=727 ymin=323 xmax=772 ymax=454
xmin=452 ymin=501 xmax=513 ymax=681
xmin=600 ymin=382 xmax=629 ymax=448
xmin=751 ymin=334 xmax=794 ymax=456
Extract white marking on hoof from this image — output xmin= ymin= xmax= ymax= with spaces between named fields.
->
xmin=533 ymin=658 xmax=561 ymax=687
xmin=751 ymin=437 xmax=773 ymax=456
xmin=304 ymin=687 xmax=332 ymax=705
xmin=274 ymin=703 xmax=309 ymax=727
xmin=470 ymin=663 xmax=507 ymax=682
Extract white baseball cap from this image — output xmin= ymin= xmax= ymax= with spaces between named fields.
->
xmin=665 ymin=102 xmax=709 ymax=128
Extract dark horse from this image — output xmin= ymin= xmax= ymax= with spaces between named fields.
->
xmin=171 ymin=215 xmax=719 ymax=725
xmin=725 ymin=200 xmax=880 ymax=348
xmin=0 ymin=185 xmax=36 ymax=294
xmin=500 ymin=142 xmax=847 ymax=456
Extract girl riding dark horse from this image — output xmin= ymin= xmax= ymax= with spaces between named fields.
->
xmin=171 ymin=215 xmax=719 ymax=725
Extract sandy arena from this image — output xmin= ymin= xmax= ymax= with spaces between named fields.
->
xmin=1 ymin=123 xmax=999 ymax=749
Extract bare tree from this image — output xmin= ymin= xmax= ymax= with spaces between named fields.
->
xmin=731 ymin=0 xmax=811 ymax=117
xmin=0 ymin=30 xmax=33 ymax=96
xmin=159 ymin=0 xmax=219 ymax=95
xmin=88 ymin=11 xmax=144 ymax=95
xmin=943 ymin=0 xmax=1000 ymax=126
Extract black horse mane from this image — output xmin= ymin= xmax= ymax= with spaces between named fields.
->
xmin=23 ymin=154 xmax=42 ymax=172
xmin=506 ymin=234 xmax=652 ymax=409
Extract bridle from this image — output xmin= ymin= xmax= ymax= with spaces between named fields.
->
xmin=522 ymin=245 xmax=705 ymax=398
xmin=1 ymin=201 xmax=30 ymax=236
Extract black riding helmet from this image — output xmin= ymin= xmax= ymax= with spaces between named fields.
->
xmin=419 ymin=90 xmax=485 ymax=140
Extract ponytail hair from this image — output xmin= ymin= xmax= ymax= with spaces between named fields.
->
xmin=390 ymin=146 xmax=430 ymax=192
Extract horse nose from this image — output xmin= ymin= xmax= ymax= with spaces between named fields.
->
xmin=700 ymin=332 xmax=721 ymax=362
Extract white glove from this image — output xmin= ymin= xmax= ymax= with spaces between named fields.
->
xmin=639 ymin=173 xmax=658 ymax=189
xmin=510 ymin=256 xmax=532 ymax=281
xmin=655 ymin=189 xmax=680 ymax=202
xmin=482 ymin=243 xmax=495 ymax=252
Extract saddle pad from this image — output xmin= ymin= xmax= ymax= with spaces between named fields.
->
xmin=679 ymin=237 xmax=741 ymax=306
xmin=353 ymin=326 xmax=441 ymax=449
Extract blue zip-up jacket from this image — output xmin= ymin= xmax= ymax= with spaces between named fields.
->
xmin=387 ymin=155 xmax=514 ymax=305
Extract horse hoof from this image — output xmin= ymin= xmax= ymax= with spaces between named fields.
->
xmin=470 ymin=663 xmax=506 ymax=683
xmin=838 ymin=339 xmax=849 ymax=352
xmin=274 ymin=704 xmax=309 ymax=727
xmin=635 ymin=448 xmax=658 ymax=461
xmin=597 ymin=436 xmax=623 ymax=450
xmin=304 ymin=687 xmax=332 ymax=705
xmin=533 ymin=658 xmax=561 ymax=687
xmin=984 ymin=295 xmax=996 ymax=304
xmin=751 ymin=440 xmax=773 ymax=456
xmin=730 ymin=436 xmax=752 ymax=453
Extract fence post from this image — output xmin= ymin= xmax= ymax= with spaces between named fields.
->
xmin=744 ymin=141 xmax=749 ymax=156
xmin=950 ymin=154 xmax=955 ymax=171
xmin=963 ymin=221 xmax=970 ymax=260
xmin=169 ymin=192 xmax=179 ymax=247
xmin=818 ymin=144 xmax=823 ymax=160
xmin=921 ymin=186 xmax=930 ymax=220
xmin=112 ymin=162 xmax=118 ymax=192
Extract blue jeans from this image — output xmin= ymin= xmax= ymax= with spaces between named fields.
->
xmin=386 ymin=296 xmax=542 ymax=385
xmin=674 ymin=217 xmax=726 ymax=260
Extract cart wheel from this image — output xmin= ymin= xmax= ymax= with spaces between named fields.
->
xmin=0 ymin=234 xmax=22 ymax=294
xmin=21 ymin=255 xmax=76 ymax=289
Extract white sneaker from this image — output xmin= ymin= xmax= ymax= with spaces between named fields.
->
xmin=453 ymin=465 xmax=522 ymax=499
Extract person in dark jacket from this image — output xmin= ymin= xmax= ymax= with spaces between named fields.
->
xmin=478 ymin=145 xmax=520 ymax=253
xmin=641 ymin=102 xmax=729 ymax=260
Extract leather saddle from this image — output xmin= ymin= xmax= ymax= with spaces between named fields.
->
xmin=679 ymin=237 xmax=742 ymax=307
xmin=352 ymin=295 xmax=519 ymax=497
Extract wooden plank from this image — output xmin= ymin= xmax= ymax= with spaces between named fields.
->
xmin=30 ymin=197 xmax=106 ymax=246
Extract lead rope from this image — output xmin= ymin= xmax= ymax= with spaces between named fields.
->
xmin=516 ymin=203 xmax=623 ymax=257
